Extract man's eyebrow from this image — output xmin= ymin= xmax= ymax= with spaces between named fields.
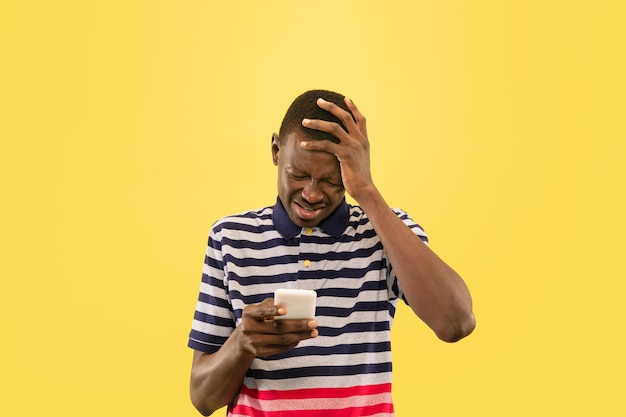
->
xmin=320 ymin=174 xmax=342 ymax=183
xmin=286 ymin=165 xmax=305 ymax=173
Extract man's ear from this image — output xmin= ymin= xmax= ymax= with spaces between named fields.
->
xmin=271 ymin=133 xmax=280 ymax=166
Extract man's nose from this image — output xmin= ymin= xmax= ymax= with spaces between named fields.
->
xmin=302 ymin=181 xmax=323 ymax=204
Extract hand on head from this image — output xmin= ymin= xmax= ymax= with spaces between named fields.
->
xmin=301 ymin=97 xmax=376 ymax=202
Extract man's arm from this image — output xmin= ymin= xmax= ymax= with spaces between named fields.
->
xmin=301 ymin=97 xmax=475 ymax=342
xmin=190 ymin=328 xmax=254 ymax=416
xmin=349 ymin=187 xmax=475 ymax=342
xmin=190 ymin=299 xmax=318 ymax=415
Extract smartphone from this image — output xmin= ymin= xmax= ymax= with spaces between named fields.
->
xmin=274 ymin=289 xmax=317 ymax=320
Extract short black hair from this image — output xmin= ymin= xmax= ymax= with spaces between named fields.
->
xmin=278 ymin=89 xmax=350 ymax=144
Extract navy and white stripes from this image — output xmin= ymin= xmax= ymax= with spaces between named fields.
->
xmin=188 ymin=198 xmax=427 ymax=416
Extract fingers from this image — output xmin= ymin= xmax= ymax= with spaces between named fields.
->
xmin=301 ymin=96 xmax=367 ymax=142
xmin=302 ymin=116 xmax=349 ymax=144
xmin=314 ymin=97 xmax=366 ymax=132
xmin=241 ymin=317 xmax=318 ymax=358
xmin=301 ymin=98 xmax=351 ymax=138
xmin=299 ymin=136 xmax=335 ymax=153
xmin=315 ymin=97 xmax=356 ymax=130
xmin=239 ymin=298 xmax=320 ymax=358
xmin=268 ymin=319 xmax=319 ymax=340
xmin=246 ymin=298 xmax=280 ymax=321
xmin=244 ymin=298 xmax=316 ymax=323
xmin=344 ymin=96 xmax=366 ymax=132
xmin=242 ymin=299 xmax=318 ymax=336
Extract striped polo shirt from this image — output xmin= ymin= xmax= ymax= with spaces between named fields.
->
xmin=189 ymin=198 xmax=428 ymax=416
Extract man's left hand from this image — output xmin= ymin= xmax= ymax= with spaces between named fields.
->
xmin=301 ymin=97 xmax=376 ymax=202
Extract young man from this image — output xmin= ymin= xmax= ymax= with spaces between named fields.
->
xmin=188 ymin=90 xmax=475 ymax=416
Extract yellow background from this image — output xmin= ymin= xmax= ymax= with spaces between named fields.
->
xmin=2 ymin=1 xmax=625 ymax=415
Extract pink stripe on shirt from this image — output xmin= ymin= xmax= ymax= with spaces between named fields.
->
xmin=229 ymin=383 xmax=394 ymax=416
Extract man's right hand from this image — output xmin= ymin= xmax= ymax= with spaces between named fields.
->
xmin=190 ymin=298 xmax=318 ymax=414
xmin=238 ymin=297 xmax=318 ymax=358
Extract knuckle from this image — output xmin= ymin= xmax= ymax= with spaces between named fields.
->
xmin=240 ymin=320 xmax=254 ymax=335
xmin=243 ymin=303 xmax=262 ymax=317
xmin=272 ymin=320 xmax=284 ymax=332
xmin=243 ymin=331 xmax=256 ymax=342
xmin=278 ymin=333 xmax=294 ymax=345
xmin=329 ymin=123 xmax=343 ymax=134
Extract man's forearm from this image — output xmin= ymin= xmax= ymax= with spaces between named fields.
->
xmin=357 ymin=187 xmax=475 ymax=342
xmin=190 ymin=328 xmax=255 ymax=415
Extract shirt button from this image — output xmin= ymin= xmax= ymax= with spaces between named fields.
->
xmin=304 ymin=227 xmax=313 ymax=235
xmin=304 ymin=260 xmax=311 ymax=267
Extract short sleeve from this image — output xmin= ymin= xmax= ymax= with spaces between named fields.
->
xmin=386 ymin=208 xmax=428 ymax=304
xmin=188 ymin=223 xmax=237 ymax=353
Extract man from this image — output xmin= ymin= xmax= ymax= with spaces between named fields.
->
xmin=188 ymin=90 xmax=475 ymax=416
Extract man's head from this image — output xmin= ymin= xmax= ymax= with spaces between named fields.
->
xmin=272 ymin=89 xmax=349 ymax=227
xmin=278 ymin=89 xmax=351 ymax=143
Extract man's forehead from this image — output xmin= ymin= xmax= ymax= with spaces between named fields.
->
xmin=282 ymin=129 xmax=336 ymax=148
xmin=283 ymin=135 xmax=337 ymax=161
xmin=281 ymin=128 xmax=309 ymax=142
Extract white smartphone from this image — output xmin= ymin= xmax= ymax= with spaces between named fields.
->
xmin=274 ymin=289 xmax=317 ymax=320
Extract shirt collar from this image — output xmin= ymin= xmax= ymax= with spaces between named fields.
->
xmin=272 ymin=197 xmax=349 ymax=240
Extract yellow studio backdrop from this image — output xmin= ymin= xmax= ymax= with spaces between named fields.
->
xmin=2 ymin=1 xmax=624 ymax=416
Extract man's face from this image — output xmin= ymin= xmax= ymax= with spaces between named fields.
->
xmin=272 ymin=130 xmax=345 ymax=228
